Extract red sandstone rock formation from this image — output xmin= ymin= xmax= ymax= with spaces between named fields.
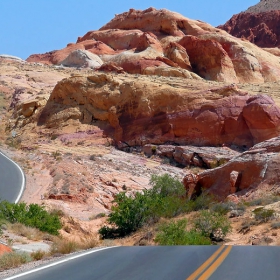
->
xmin=26 ymin=8 xmax=280 ymax=83
xmin=38 ymin=73 xmax=280 ymax=149
xmin=179 ymin=36 xmax=238 ymax=82
xmin=184 ymin=136 xmax=280 ymax=200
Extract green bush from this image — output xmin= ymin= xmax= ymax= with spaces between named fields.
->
xmin=194 ymin=210 xmax=231 ymax=241
xmin=187 ymin=191 xmax=215 ymax=212
xmin=101 ymin=191 xmax=154 ymax=237
xmin=98 ymin=226 xmax=120 ymax=239
xmin=149 ymin=174 xmax=185 ymax=198
xmin=253 ymin=207 xmax=275 ymax=223
xmin=155 ymin=219 xmax=211 ymax=245
xmin=99 ymin=174 xmax=223 ymax=239
xmin=153 ymin=196 xmax=188 ymax=218
xmin=99 ymin=174 xmax=187 ymax=238
xmin=0 ymin=201 xmax=62 ymax=235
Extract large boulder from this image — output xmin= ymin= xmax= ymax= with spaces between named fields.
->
xmin=242 ymin=95 xmax=280 ymax=144
xmin=164 ymin=42 xmax=192 ymax=71
xmin=38 ymin=73 xmax=280 ymax=148
xmin=59 ymin=49 xmax=103 ymax=68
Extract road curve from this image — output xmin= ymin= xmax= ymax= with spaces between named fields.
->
xmin=4 ymin=245 xmax=280 ymax=280
xmin=0 ymin=151 xmax=25 ymax=203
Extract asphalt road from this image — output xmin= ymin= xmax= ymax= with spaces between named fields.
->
xmin=5 ymin=245 xmax=280 ymax=280
xmin=0 ymin=151 xmax=25 ymax=203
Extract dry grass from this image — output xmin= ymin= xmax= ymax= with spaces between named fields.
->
xmin=0 ymin=252 xmax=32 ymax=271
xmin=7 ymin=223 xmax=44 ymax=241
xmin=31 ymin=250 xmax=46 ymax=261
xmin=79 ymin=236 xmax=99 ymax=250
xmin=50 ymin=238 xmax=78 ymax=255
xmin=50 ymin=235 xmax=99 ymax=255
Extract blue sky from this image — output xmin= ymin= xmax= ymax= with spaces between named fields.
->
xmin=0 ymin=0 xmax=258 ymax=59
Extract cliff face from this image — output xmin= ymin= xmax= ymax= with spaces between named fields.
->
xmin=26 ymin=8 xmax=280 ymax=84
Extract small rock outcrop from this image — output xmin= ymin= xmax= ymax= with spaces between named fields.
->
xmin=143 ymin=144 xmax=240 ymax=168
xmin=183 ymin=136 xmax=280 ymax=200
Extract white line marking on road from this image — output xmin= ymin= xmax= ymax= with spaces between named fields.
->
xmin=0 ymin=151 xmax=25 ymax=203
xmin=3 ymin=246 xmax=118 ymax=279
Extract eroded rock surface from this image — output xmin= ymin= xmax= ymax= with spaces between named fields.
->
xmin=184 ymin=136 xmax=280 ymax=200
xmin=26 ymin=8 xmax=280 ymax=83
xmin=143 ymin=144 xmax=240 ymax=168
xmin=37 ymin=73 xmax=280 ymax=148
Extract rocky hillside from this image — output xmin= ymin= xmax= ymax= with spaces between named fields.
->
xmin=2 ymin=7 xmax=280 ymax=250
xmin=4 ymin=8 xmax=280 ymax=205
xmin=27 ymin=8 xmax=280 ymax=83
xmin=218 ymin=1 xmax=280 ymax=48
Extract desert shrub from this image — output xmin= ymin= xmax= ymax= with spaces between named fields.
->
xmin=98 ymin=226 xmax=120 ymax=239
xmin=263 ymin=195 xmax=280 ymax=205
xmin=31 ymin=250 xmax=46 ymax=261
xmin=89 ymin=155 xmax=95 ymax=161
xmin=247 ymin=198 xmax=263 ymax=206
xmin=101 ymin=191 xmax=153 ymax=237
xmin=211 ymin=201 xmax=236 ymax=215
xmin=50 ymin=239 xmax=79 ymax=255
xmin=79 ymin=236 xmax=99 ymax=249
xmin=99 ymin=174 xmax=221 ymax=239
xmin=99 ymin=174 xmax=187 ymax=238
xmin=50 ymin=236 xmax=98 ymax=255
xmin=7 ymin=223 xmax=43 ymax=241
xmin=271 ymin=221 xmax=280 ymax=229
xmin=155 ymin=219 xmax=211 ymax=245
xmin=238 ymin=219 xmax=257 ymax=234
xmin=149 ymin=174 xmax=185 ymax=198
xmin=187 ymin=191 xmax=215 ymax=212
xmin=236 ymin=203 xmax=246 ymax=212
xmin=90 ymin=213 xmax=106 ymax=220
xmin=248 ymin=196 xmax=280 ymax=207
xmin=0 ymin=201 xmax=62 ymax=235
xmin=253 ymin=207 xmax=275 ymax=223
xmin=49 ymin=207 xmax=65 ymax=218
xmin=0 ymin=251 xmax=31 ymax=271
xmin=194 ymin=210 xmax=231 ymax=241
xmin=153 ymin=196 xmax=188 ymax=219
